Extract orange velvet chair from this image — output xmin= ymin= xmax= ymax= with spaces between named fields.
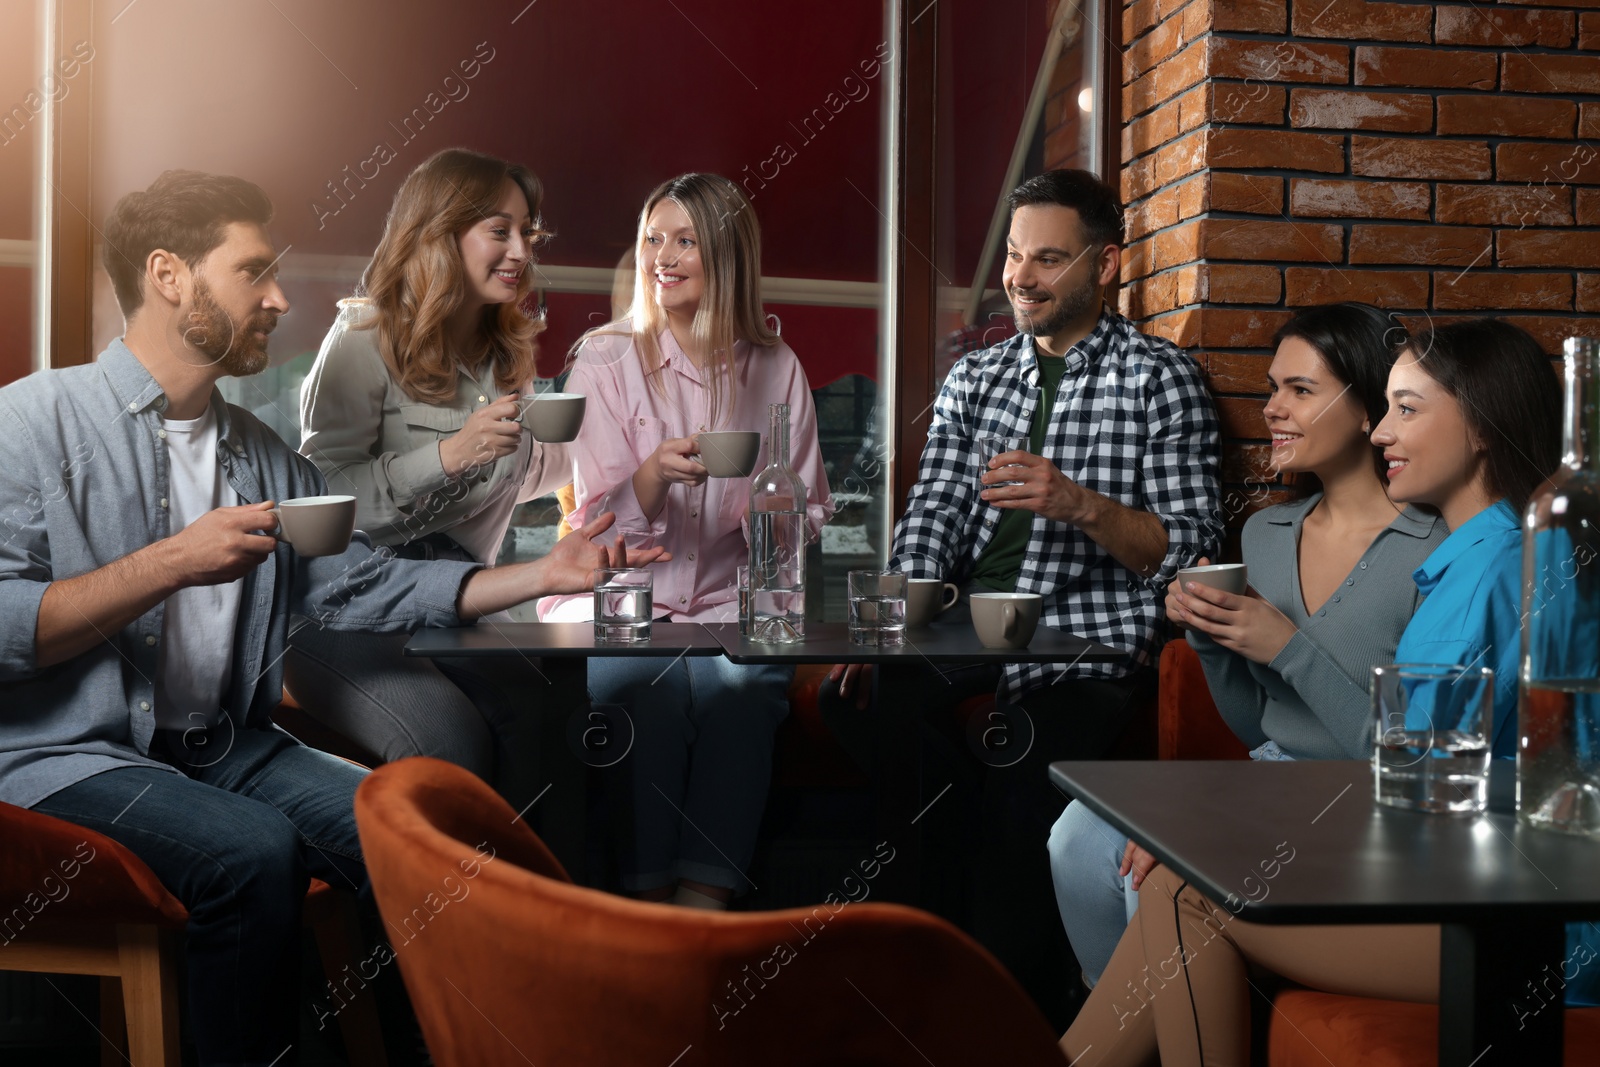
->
xmin=0 ymin=790 xmax=385 ymax=1066
xmin=1157 ymin=637 xmax=1250 ymax=761
xmin=355 ymin=756 xmax=1071 ymax=1066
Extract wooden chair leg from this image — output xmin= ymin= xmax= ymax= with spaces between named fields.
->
xmin=310 ymin=894 xmax=388 ymax=1067
xmin=99 ymin=975 xmax=128 ymax=1067
xmin=115 ymin=924 xmax=180 ymax=1067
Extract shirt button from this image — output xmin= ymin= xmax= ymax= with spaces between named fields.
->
xmin=128 ymin=402 xmax=138 ymax=412
xmin=157 ymin=429 xmax=168 ymax=440
xmin=1319 ymin=610 xmax=1328 ymax=617
xmin=690 ymin=510 xmax=698 ymax=518
xmin=688 ymin=552 xmax=696 ymax=561
xmin=1333 ymin=596 xmax=1342 ymax=603
xmin=639 ymin=418 xmax=646 ymax=426
xmin=145 ymin=635 xmax=157 ymax=646
xmin=984 ymin=519 xmax=994 ymax=527
xmin=159 ymin=498 xmax=169 ymax=508
xmin=679 ymin=596 xmax=687 ymax=605
xmin=139 ymin=700 xmax=151 ymax=712
xmin=1359 ymin=561 xmax=1368 ymax=569
xmin=478 ymin=395 xmax=487 ymax=403
xmin=1345 ymin=578 xmax=1354 ymax=586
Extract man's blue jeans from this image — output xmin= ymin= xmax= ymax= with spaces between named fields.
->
xmin=34 ymin=725 xmax=368 ymax=1066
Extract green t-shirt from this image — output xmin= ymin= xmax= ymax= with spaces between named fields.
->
xmin=969 ymin=353 xmax=1071 ymax=592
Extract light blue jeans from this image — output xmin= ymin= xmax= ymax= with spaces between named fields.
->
xmin=1049 ymin=739 xmax=1295 ymax=985
xmin=589 ymin=656 xmax=792 ymax=893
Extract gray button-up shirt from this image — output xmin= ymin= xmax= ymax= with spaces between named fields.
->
xmin=0 ymin=340 xmax=478 ymax=809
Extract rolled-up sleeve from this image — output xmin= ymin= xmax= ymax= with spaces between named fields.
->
xmin=1138 ymin=355 xmax=1221 ymax=590
xmin=299 ymin=317 xmax=451 ymax=527
xmin=293 ymin=535 xmax=479 ymax=632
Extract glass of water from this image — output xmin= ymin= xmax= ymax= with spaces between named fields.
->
xmin=1372 ymin=664 xmax=1493 ymax=815
xmin=847 ymin=570 xmax=907 ymax=647
xmin=979 ymin=434 xmax=1028 ymax=488
xmin=594 ymin=568 xmax=653 ymax=644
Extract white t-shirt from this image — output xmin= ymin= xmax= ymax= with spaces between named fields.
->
xmin=153 ymin=408 xmax=243 ymax=732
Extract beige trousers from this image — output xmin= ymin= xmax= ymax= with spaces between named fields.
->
xmin=1060 ymin=863 xmax=1440 ymax=1067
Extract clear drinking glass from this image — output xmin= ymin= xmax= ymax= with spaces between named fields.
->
xmin=979 ymin=433 xmax=1027 ymax=488
xmin=1520 ymin=337 xmax=1600 ymax=838
xmin=593 ymin=568 xmax=653 ymax=644
xmin=847 ymin=570 xmax=907 ymax=646
xmin=1373 ymin=664 xmax=1493 ymax=814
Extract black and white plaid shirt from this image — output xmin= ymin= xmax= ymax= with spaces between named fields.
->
xmin=889 ymin=312 xmax=1221 ymax=698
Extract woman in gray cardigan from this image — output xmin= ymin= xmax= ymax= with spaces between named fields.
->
xmin=1047 ymin=303 xmax=1446 ymax=987
xmin=285 ymin=149 xmax=570 ymax=809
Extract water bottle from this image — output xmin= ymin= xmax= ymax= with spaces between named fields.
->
xmin=748 ymin=403 xmax=807 ymax=643
xmin=1520 ymin=337 xmax=1600 ymax=837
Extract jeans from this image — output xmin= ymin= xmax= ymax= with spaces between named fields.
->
xmin=33 ymin=726 xmax=369 ymax=1066
xmin=1048 ymin=801 xmax=1135 ymax=987
xmin=284 ymin=626 xmax=546 ymax=811
xmin=588 ymin=656 xmax=791 ymax=893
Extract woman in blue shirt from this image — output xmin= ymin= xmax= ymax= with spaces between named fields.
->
xmin=1060 ymin=319 xmax=1595 ymax=1066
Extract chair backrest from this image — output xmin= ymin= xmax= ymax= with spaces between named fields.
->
xmin=1158 ymin=639 xmax=1251 ymax=761
xmin=356 ymin=757 xmax=1066 ymax=1067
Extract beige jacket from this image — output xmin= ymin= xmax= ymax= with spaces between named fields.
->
xmin=298 ymin=300 xmax=570 ymax=564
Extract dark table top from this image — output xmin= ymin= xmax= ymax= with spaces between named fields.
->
xmin=404 ymin=621 xmax=726 ymax=658
xmin=1049 ymin=759 xmax=1600 ymax=925
xmin=705 ymin=621 xmax=1125 ymax=665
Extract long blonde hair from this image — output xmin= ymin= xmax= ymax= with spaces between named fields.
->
xmin=575 ymin=173 xmax=777 ymax=424
xmin=360 ymin=148 xmax=550 ymax=404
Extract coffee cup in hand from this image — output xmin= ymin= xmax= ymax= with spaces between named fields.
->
xmin=969 ymin=592 xmax=1042 ymax=649
xmin=517 ymin=393 xmax=586 ymax=443
xmin=694 ymin=431 xmax=761 ymax=478
xmin=1176 ymin=563 xmax=1248 ymax=595
xmin=270 ymin=495 xmax=357 ymax=557
xmin=905 ymin=578 xmax=959 ymax=628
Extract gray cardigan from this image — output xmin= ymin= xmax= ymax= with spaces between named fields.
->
xmin=1187 ymin=493 xmax=1445 ymax=759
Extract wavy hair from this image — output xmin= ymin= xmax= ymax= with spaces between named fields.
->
xmin=575 ymin=173 xmax=777 ymax=425
xmin=359 ymin=148 xmax=549 ymax=404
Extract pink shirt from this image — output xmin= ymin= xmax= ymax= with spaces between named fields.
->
xmin=538 ymin=329 xmax=834 ymax=623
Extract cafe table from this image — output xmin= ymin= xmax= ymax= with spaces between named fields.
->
xmin=1048 ymin=758 xmax=1600 ymax=1067
xmin=404 ymin=621 xmax=725 ymax=881
xmin=708 ymin=621 xmax=1123 ymax=903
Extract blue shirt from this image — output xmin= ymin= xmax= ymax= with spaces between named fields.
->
xmin=1393 ymin=500 xmax=1600 ymax=1007
xmin=1394 ymin=500 xmax=1522 ymax=759
xmin=0 ymin=341 xmax=480 ymax=810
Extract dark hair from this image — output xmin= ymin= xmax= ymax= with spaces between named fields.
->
xmin=1006 ymin=169 xmax=1123 ymax=247
xmin=102 ymin=170 xmax=274 ymax=318
xmin=1410 ymin=318 xmax=1562 ymax=513
xmin=1270 ymin=303 xmax=1410 ymax=490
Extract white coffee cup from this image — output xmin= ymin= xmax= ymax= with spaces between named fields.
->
xmin=1176 ymin=563 xmax=1248 ymax=595
xmin=271 ymin=495 xmax=356 ymax=557
xmin=970 ymin=592 xmax=1042 ymax=649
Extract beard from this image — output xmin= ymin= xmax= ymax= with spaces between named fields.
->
xmin=182 ymin=279 xmax=275 ymax=377
xmin=1010 ymin=277 xmax=1096 ymax=339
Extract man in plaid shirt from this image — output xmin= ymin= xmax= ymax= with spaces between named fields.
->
xmin=830 ymin=169 xmax=1220 ymax=1022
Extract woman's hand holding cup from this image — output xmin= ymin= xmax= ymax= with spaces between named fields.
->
xmin=650 ymin=436 xmax=710 ymax=488
xmin=440 ymin=393 xmax=523 ymax=478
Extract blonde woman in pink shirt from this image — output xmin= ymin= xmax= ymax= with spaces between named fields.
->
xmin=540 ymin=174 xmax=834 ymax=908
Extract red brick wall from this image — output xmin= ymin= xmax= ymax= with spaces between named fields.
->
xmin=1047 ymin=0 xmax=1599 ymax=547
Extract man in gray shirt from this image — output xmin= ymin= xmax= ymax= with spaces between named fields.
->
xmin=0 ymin=170 xmax=653 ymax=1064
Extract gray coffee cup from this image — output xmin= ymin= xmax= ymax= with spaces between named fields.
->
xmin=905 ymin=579 xmax=959 ymax=627
xmin=970 ymin=592 xmax=1042 ymax=649
xmin=695 ymin=431 xmax=761 ymax=478
xmin=517 ymin=393 xmax=586 ymax=443
xmin=1176 ymin=563 xmax=1248 ymax=595
xmin=271 ymin=495 xmax=356 ymax=557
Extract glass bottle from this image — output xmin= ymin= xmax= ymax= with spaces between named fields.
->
xmin=747 ymin=403 xmax=807 ymax=643
xmin=1519 ymin=337 xmax=1600 ymax=836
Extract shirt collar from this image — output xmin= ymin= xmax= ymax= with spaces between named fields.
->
xmin=1263 ymin=494 xmax=1440 ymax=540
xmin=1413 ymin=499 xmax=1519 ymax=592
xmin=100 ymin=337 xmax=243 ymax=453
xmin=657 ymin=327 xmax=705 ymax=384
xmin=1021 ymin=310 xmax=1114 ymax=381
